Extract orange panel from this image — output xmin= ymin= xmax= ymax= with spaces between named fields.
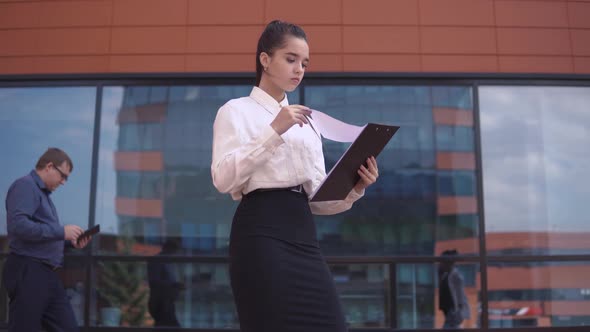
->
xmin=499 ymin=56 xmax=574 ymax=73
xmin=422 ymin=55 xmax=498 ymax=72
xmin=0 ymin=30 xmax=39 ymax=56
xmin=0 ymin=57 xmax=35 ymax=74
xmin=306 ymin=54 xmax=343 ymax=72
xmin=436 ymin=152 xmax=476 ymax=170
xmin=342 ymin=0 xmax=418 ymax=25
xmin=114 ymin=152 xmax=163 ymax=171
xmin=489 ymin=301 xmax=543 ymax=310
xmin=568 ymin=2 xmax=590 ymax=29
xmin=116 ymin=197 xmax=162 ymax=218
xmin=434 ymin=239 xmax=480 ymax=256
xmin=34 ymin=56 xmax=109 ymax=74
xmin=495 ymin=0 xmax=568 ymax=28
xmin=433 ymin=108 xmax=473 ymax=126
xmin=187 ymin=26 xmax=261 ymax=53
xmin=486 ymin=232 xmax=590 ymax=251
xmin=342 ymin=54 xmax=420 ymax=72
xmin=571 ymin=29 xmax=590 ymax=56
xmin=301 ymin=26 xmax=342 ymax=53
xmin=111 ymin=27 xmax=187 ymax=54
xmin=548 ymin=301 xmax=590 ymax=316
xmin=113 ymin=0 xmax=187 ymax=26
xmin=39 ymin=1 xmax=112 ymax=27
xmin=421 ymin=27 xmax=496 ymax=54
xmin=0 ymin=2 xmax=40 ymax=29
xmin=497 ymin=28 xmax=571 ymax=55
xmin=438 ymin=196 xmax=477 ymax=215
xmin=38 ymin=28 xmax=110 ymax=55
xmin=420 ymin=0 xmax=494 ymax=26
xmin=186 ymin=54 xmax=252 ymax=72
xmin=265 ymin=0 xmax=341 ymax=25
xmin=188 ymin=0 xmax=264 ymax=25
xmin=118 ymin=104 xmax=167 ymax=123
xmin=488 ymin=265 xmax=590 ymax=290
xmin=574 ymin=57 xmax=590 ymax=73
xmin=110 ymin=55 xmax=185 ymax=72
xmin=343 ymin=26 xmax=420 ymax=53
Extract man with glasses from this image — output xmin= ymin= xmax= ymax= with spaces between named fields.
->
xmin=3 ymin=147 xmax=92 ymax=332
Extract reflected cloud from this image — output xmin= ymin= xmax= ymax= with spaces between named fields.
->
xmin=480 ymin=87 xmax=590 ymax=232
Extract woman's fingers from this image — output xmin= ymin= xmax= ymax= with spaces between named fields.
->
xmin=359 ymin=165 xmax=377 ymax=183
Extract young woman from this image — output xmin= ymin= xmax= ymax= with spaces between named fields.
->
xmin=211 ymin=20 xmax=380 ymax=332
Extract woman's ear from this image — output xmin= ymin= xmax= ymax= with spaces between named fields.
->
xmin=260 ymin=52 xmax=270 ymax=70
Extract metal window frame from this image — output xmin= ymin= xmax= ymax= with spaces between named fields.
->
xmin=1 ymin=72 xmax=589 ymax=332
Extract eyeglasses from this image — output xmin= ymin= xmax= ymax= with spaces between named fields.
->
xmin=52 ymin=164 xmax=69 ymax=182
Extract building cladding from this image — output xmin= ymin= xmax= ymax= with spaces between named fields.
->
xmin=0 ymin=0 xmax=589 ymax=74
xmin=1 ymin=0 xmax=590 ymax=331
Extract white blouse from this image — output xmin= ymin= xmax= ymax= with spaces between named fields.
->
xmin=211 ymin=86 xmax=364 ymax=215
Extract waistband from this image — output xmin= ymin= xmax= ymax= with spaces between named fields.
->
xmin=248 ymin=184 xmax=306 ymax=196
xmin=9 ymin=253 xmax=60 ymax=271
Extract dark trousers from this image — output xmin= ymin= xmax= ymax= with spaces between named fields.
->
xmin=2 ymin=254 xmax=79 ymax=332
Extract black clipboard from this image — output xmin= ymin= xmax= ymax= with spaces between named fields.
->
xmin=77 ymin=224 xmax=100 ymax=245
xmin=309 ymin=123 xmax=399 ymax=202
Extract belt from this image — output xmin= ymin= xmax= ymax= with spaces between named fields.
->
xmin=22 ymin=255 xmax=60 ymax=271
xmin=250 ymin=184 xmax=306 ymax=195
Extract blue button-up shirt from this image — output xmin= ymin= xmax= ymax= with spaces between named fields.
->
xmin=5 ymin=170 xmax=66 ymax=267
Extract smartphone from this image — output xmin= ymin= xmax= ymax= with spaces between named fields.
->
xmin=77 ymin=224 xmax=100 ymax=245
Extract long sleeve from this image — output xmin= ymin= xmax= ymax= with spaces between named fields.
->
xmin=309 ymin=188 xmax=365 ymax=215
xmin=6 ymin=181 xmax=64 ymax=242
xmin=211 ymin=103 xmax=284 ymax=195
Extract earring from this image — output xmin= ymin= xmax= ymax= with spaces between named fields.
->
xmin=264 ymin=67 xmax=268 ymax=72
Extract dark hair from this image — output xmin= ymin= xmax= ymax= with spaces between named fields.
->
xmin=442 ymin=249 xmax=458 ymax=256
xmin=36 ymin=147 xmax=74 ymax=172
xmin=255 ymin=20 xmax=307 ymax=86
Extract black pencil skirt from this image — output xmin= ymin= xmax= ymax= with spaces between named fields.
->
xmin=229 ymin=189 xmax=348 ymax=332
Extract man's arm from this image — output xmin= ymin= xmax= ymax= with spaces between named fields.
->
xmin=6 ymin=181 xmax=64 ymax=242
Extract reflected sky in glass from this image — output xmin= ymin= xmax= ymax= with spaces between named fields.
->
xmin=0 ymin=87 xmax=95 ymax=234
xmin=480 ymin=87 xmax=590 ymax=234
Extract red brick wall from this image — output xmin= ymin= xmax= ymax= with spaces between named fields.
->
xmin=1 ymin=0 xmax=589 ymax=75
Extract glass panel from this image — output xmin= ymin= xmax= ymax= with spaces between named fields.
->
xmin=0 ymin=87 xmax=95 ymax=251
xmin=397 ymin=263 xmax=480 ymax=329
xmin=95 ymin=86 xmax=301 ymax=255
xmin=92 ymin=259 xmax=236 ymax=328
xmin=306 ymin=85 xmax=479 ymax=256
xmin=488 ymin=261 xmax=590 ymax=327
xmin=480 ymin=87 xmax=590 ymax=255
xmin=331 ymin=264 xmax=390 ymax=328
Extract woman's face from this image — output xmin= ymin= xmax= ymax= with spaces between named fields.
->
xmin=262 ymin=36 xmax=309 ymax=92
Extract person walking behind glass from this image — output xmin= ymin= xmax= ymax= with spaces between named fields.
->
xmin=2 ymin=148 xmax=92 ymax=332
xmin=438 ymin=249 xmax=471 ymax=329
xmin=211 ymin=20 xmax=380 ymax=331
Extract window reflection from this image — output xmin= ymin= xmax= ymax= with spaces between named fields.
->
xmin=307 ymin=85 xmax=479 ymax=256
xmin=95 ymin=86 xmax=298 ymax=255
xmin=487 ymin=261 xmax=590 ymax=327
xmin=331 ymin=264 xmax=390 ymax=328
xmin=93 ymin=260 xmax=236 ymax=328
xmin=480 ymin=87 xmax=590 ymax=255
xmin=0 ymin=87 xmax=95 ymax=250
xmin=397 ymin=263 xmax=480 ymax=329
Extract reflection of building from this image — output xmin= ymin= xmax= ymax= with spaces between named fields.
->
xmin=113 ymin=86 xmax=240 ymax=252
xmin=437 ymin=232 xmax=590 ymax=328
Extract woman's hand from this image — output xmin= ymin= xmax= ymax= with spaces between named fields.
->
xmin=354 ymin=156 xmax=379 ymax=193
xmin=270 ymin=105 xmax=312 ymax=135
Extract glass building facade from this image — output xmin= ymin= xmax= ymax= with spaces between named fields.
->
xmin=0 ymin=76 xmax=589 ymax=331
